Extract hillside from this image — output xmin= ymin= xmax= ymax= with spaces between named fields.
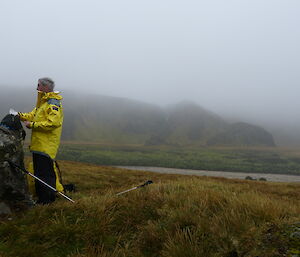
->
xmin=207 ymin=122 xmax=276 ymax=147
xmin=62 ymin=93 xmax=166 ymax=144
xmin=0 ymin=160 xmax=299 ymax=257
xmin=145 ymin=101 xmax=228 ymax=145
xmin=1 ymin=87 xmax=275 ymax=146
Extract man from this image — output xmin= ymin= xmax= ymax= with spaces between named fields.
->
xmin=19 ymin=78 xmax=64 ymax=204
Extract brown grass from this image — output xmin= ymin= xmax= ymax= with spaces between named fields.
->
xmin=0 ymin=159 xmax=299 ymax=257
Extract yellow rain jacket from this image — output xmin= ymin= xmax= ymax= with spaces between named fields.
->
xmin=19 ymin=91 xmax=64 ymax=159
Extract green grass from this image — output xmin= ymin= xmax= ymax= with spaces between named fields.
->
xmin=0 ymin=160 xmax=299 ymax=257
xmin=52 ymin=143 xmax=300 ymax=175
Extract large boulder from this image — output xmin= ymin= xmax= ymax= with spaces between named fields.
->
xmin=0 ymin=114 xmax=33 ymax=215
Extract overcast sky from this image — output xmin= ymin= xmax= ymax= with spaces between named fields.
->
xmin=1 ymin=0 xmax=300 ymax=127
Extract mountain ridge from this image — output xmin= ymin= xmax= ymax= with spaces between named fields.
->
xmin=0 ymin=87 xmax=275 ymax=146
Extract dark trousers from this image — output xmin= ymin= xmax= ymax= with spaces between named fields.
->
xmin=32 ymin=153 xmax=56 ymax=204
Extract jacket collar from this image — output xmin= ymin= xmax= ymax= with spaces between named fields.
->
xmin=40 ymin=91 xmax=63 ymax=100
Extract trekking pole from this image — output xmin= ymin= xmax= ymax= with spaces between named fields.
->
xmin=116 ymin=180 xmax=153 ymax=196
xmin=6 ymin=160 xmax=75 ymax=203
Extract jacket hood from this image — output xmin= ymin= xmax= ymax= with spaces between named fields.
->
xmin=36 ymin=91 xmax=62 ymax=108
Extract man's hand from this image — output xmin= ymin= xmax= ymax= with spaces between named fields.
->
xmin=24 ymin=121 xmax=32 ymax=129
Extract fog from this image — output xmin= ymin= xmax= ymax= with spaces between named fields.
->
xmin=1 ymin=0 xmax=300 ymax=135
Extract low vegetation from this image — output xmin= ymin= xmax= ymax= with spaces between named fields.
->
xmin=0 ymin=160 xmax=299 ymax=257
xmin=55 ymin=143 xmax=300 ymax=175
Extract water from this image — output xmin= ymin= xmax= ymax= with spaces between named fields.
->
xmin=116 ymin=166 xmax=300 ymax=183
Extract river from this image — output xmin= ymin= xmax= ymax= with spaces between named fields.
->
xmin=116 ymin=166 xmax=300 ymax=183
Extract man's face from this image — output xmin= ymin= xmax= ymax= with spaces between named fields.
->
xmin=37 ymin=83 xmax=50 ymax=92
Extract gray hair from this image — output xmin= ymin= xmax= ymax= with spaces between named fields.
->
xmin=38 ymin=77 xmax=55 ymax=91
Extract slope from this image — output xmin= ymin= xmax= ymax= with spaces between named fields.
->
xmin=0 ymin=160 xmax=299 ymax=257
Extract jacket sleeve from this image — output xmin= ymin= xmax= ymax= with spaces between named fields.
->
xmin=32 ymin=105 xmax=63 ymax=131
xmin=18 ymin=108 xmax=37 ymax=122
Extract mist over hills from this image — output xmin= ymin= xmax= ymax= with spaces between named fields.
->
xmin=0 ymin=87 xmax=279 ymax=147
xmin=62 ymin=93 xmax=166 ymax=144
xmin=56 ymin=94 xmax=277 ymax=146
xmin=144 ymin=102 xmax=275 ymax=146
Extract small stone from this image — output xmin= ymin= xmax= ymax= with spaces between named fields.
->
xmin=0 ymin=202 xmax=12 ymax=215
xmin=293 ymin=222 xmax=300 ymax=227
xmin=290 ymin=231 xmax=300 ymax=239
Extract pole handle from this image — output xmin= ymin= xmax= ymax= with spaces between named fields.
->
xmin=116 ymin=180 xmax=153 ymax=195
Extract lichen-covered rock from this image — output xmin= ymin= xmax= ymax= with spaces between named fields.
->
xmin=0 ymin=116 xmax=33 ymax=214
xmin=288 ymin=223 xmax=300 ymax=256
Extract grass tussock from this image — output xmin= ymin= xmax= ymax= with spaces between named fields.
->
xmin=0 ymin=160 xmax=299 ymax=257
